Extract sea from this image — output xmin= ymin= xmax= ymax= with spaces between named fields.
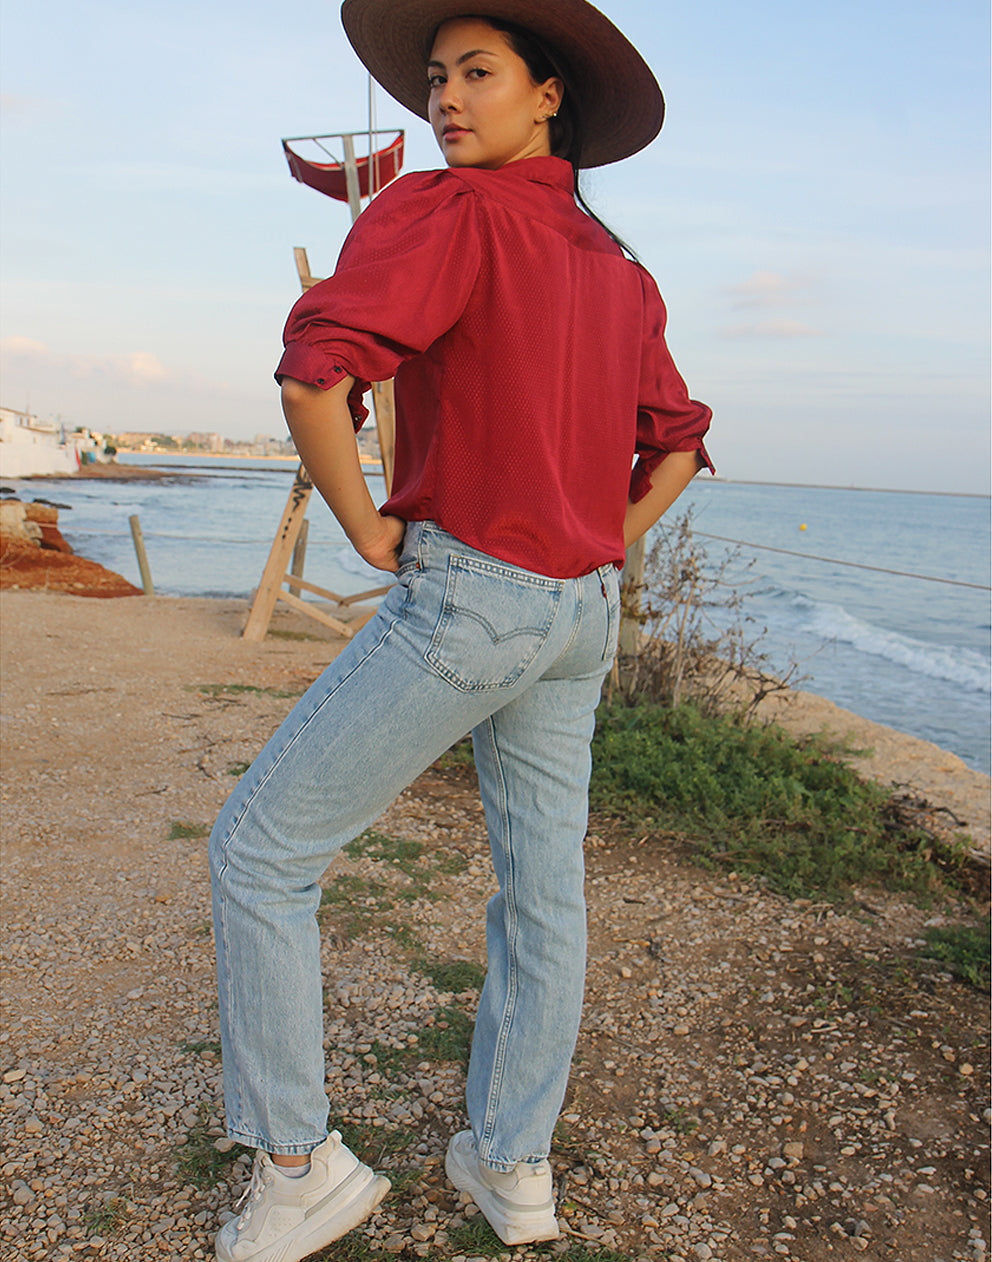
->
xmin=4 ymin=455 xmax=990 ymax=776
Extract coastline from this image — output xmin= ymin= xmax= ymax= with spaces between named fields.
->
xmin=2 ymin=588 xmax=987 ymax=857
xmin=1 ymin=453 xmax=383 ymax=480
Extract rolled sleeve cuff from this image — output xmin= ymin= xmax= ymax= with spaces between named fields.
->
xmin=629 ymin=440 xmax=715 ymax=504
xmin=275 ymin=342 xmax=371 ymax=429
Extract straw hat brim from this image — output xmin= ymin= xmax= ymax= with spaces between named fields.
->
xmin=340 ymin=0 xmax=664 ymax=168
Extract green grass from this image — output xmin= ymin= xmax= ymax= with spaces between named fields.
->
xmin=168 ymin=821 xmax=209 ymax=841
xmin=589 ymin=699 xmax=967 ymax=901
xmin=335 ymin=1121 xmax=411 ymax=1167
xmin=345 ymin=829 xmax=425 ymax=877
xmin=310 ymin=1237 xmax=380 ymax=1261
xmin=417 ymin=958 xmax=486 ymax=993
xmin=449 ymin=1218 xmax=640 ymax=1260
xmin=81 ymin=1196 xmax=129 ymax=1237
xmin=415 ymin=1004 xmax=474 ymax=1066
xmin=179 ymin=1038 xmax=221 ymax=1056
xmin=436 ymin=736 xmax=476 ymax=771
xmin=174 ymin=1106 xmax=252 ymax=1189
xmin=319 ymin=873 xmax=389 ymax=933
xmin=321 ymin=830 xmax=469 ymax=928
xmin=658 ymin=1105 xmax=699 ymax=1134
xmin=365 ymin=1038 xmax=419 ymax=1079
xmin=921 ymin=922 xmax=991 ymax=989
xmin=386 ymin=924 xmax=422 ymax=950
xmin=194 ymin=682 xmax=304 ymax=699
xmin=267 ymin=629 xmax=322 ymax=642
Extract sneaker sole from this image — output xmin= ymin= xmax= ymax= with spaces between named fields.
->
xmin=445 ymin=1138 xmax=559 ymax=1246
xmin=215 ymin=1169 xmax=390 ymax=1262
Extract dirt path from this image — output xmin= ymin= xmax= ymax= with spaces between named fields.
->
xmin=1 ymin=592 xmax=988 ymax=1262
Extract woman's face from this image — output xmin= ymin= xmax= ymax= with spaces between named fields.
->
xmin=427 ymin=18 xmax=563 ymax=170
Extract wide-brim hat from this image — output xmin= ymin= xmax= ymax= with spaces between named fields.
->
xmin=340 ymin=0 xmax=664 ymax=168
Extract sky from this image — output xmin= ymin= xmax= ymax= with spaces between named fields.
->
xmin=1 ymin=0 xmax=989 ymax=493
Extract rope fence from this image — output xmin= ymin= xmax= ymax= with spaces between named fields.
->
xmin=62 ymin=524 xmax=991 ymax=592
xmin=692 ymin=531 xmax=991 ymax=592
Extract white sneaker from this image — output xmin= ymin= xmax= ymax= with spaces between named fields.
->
xmin=215 ymin=1131 xmax=390 ymax=1262
xmin=445 ymin=1129 xmax=559 ymax=1245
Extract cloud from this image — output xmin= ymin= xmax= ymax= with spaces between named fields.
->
xmin=1 ymin=337 xmax=169 ymax=385
xmin=720 ymin=319 xmax=824 ymax=339
xmin=724 ymin=271 xmax=816 ymax=309
xmin=0 ymin=93 xmax=62 ymax=120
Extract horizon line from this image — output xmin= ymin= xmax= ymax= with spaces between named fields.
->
xmin=712 ymin=478 xmax=991 ymax=500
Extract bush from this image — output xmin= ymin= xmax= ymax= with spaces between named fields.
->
xmin=590 ymin=699 xmax=951 ymax=901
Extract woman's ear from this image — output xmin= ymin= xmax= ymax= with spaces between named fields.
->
xmin=538 ymin=77 xmax=564 ymax=121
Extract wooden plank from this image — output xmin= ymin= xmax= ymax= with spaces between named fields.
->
xmin=274 ymin=587 xmax=354 ymax=638
xmin=294 ymin=246 xmax=321 ymax=291
xmin=278 ymin=571 xmax=391 ymax=607
xmin=277 ymin=572 xmax=349 ymax=603
xmin=242 ymin=464 xmax=313 ymax=641
xmin=289 ymin=518 xmax=309 ymax=596
xmin=337 ymin=584 xmax=392 ymax=606
xmin=371 ymin=380 xmax=396 ymax=494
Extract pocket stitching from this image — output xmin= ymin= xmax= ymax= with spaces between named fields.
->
xmin=425 ymin=556 xmax=560 ymax=692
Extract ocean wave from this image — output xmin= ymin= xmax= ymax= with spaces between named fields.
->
xmin=785 ymin=594 xmax=992 ymax=693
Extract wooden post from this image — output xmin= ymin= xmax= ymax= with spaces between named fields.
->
xmin=618 ymin=536 xmax=646 ymax=659
xmin=128 ymin=514 xmax=154 ymax=595
xmin=242 ymin=465 xmax=313 ymax=642
xmin=242 ymin=133 xmax=399 ymax=642
xmin=289 ymin=518 xmax=309 ymax=595
xmin=370 ymin=381 xmax=396 ymax=494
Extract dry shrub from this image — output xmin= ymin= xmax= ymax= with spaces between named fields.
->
xmin=612 ymin=508 xmax=804 ymax=718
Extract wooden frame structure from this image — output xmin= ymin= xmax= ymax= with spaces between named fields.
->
xmin=242 ymin=133 xmax=400 ymax=643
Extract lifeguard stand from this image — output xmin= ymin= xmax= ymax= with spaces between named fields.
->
xmin=242 ymin=131 xmax=404 ymax=643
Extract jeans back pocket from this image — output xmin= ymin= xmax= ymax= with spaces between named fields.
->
xmin=425 ymin=555 xmax=561 ymax=692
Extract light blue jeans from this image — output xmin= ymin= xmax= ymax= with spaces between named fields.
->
xmin=210 ymin=521 xmax=620 ymax=1171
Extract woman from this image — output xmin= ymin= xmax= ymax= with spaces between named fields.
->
xmin=210 ymin=2 xmax=712 ymax=1258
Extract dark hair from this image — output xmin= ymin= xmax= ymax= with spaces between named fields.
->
xmin=442 ymin=15 xmax=639 ymax=261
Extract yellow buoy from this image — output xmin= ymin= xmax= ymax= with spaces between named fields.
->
xmin=799 ymin=523 xmax=807 ymax=531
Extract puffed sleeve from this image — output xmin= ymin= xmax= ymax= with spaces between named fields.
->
xmin=629 ymin=265 xmax=714 ymax=502
xmin=275 ymin=170 xmax=482 ymax=427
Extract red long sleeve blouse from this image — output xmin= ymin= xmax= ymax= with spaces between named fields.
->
xmin=276 ymin=155 xmax=712 ymax=578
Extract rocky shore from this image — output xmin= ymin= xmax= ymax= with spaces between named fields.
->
xmin=0 ymin=499 xmax=142 ymax=597
xmin=1 ymin=592 xmax=988 ymax=1262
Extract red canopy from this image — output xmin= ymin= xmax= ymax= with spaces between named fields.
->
xmin=282 ymin=133 xmax=404 ymax=202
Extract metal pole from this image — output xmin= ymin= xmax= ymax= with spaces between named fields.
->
xmin=128 ymin=515 xmax=154 ymax=595
xmin=341 ymin=135 xmax=362 ymax=223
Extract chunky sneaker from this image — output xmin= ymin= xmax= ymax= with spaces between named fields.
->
xmin=215 ymin=1130 xmax=390 ymax=1262
xmin=445 ymin=1129 xmax=559 ymax=1245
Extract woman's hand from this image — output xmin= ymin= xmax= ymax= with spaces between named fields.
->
xmin=354 ymin=513 xmax=406 ymax=573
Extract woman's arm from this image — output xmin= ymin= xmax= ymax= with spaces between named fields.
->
xmin=623 ymin=449 xmax=705 ymax=548
xmin=280 ymin=375 xmax=405 ymax=573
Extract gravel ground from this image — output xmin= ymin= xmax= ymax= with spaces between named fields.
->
xmin=1 ymin=592 xmax=989 ymax=1262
